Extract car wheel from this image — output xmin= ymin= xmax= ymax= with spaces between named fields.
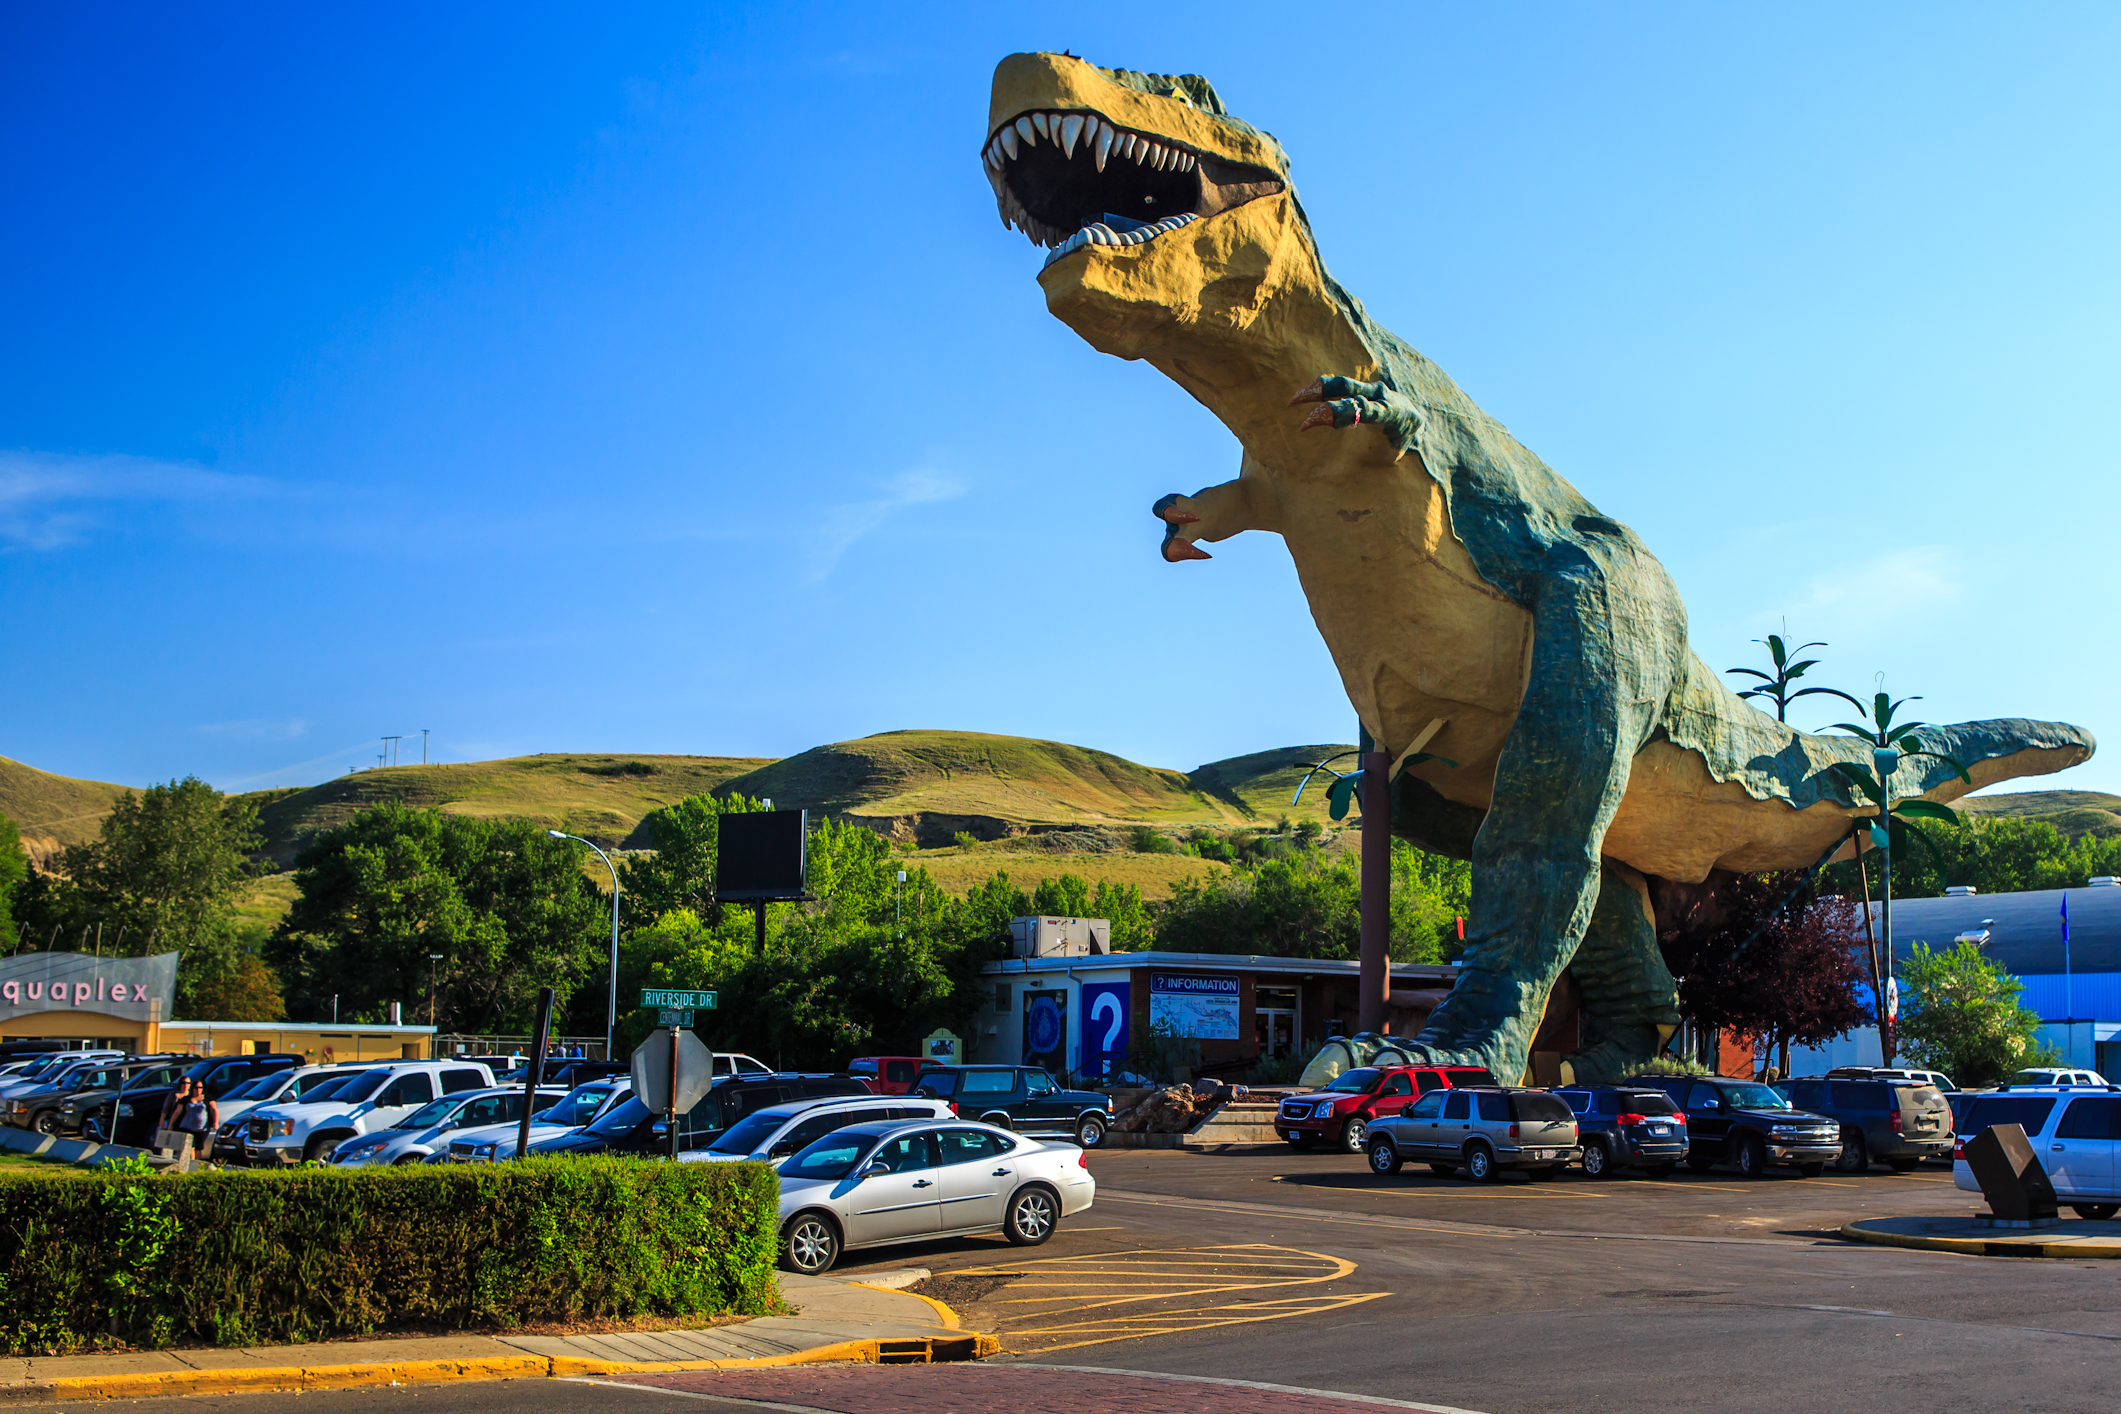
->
xmin=392 ymin=1154 xmax=425 ymax=1166
xmin=1075 ymin=1115 xmax=1107 ymax=1149
xmin=2070 ymin=1203 xmax=2119 ymax=1220
xmin=1582 ymin=1139 xmax=1615 ymax=1180
xmin=1340 ymin=1117 xmax=1369 ymax=1153
xmin=303 ymin=1136 xmax=338 ymax=1164
xmin=780 ymin=1212 xmax=841 ymax=1274
xmin=1465 ymin=1143 xmax=1498 ymax=1183
xmin=1797 ymin=1162 xmax=1825 ymax=1178
xmin=1734 ymin=1134 xmax=1768 ymax=1180
xmin=981 ymin=1113 xmax=1014 ymax=1132
xmin=1005 ymin=1185 xmax=1060 ymax=1246
xmin=1834 ymin=1133 xmax=1870 ymax=1174
xmin=1367 ymin=1137 xmax=1403 ymax=1175
xmin=31 ymin=1111 xmax=58 ymax=1136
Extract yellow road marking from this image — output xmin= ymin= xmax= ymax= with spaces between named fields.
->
xmin=1020 ymin=1291 xmax=1394 ymax=1354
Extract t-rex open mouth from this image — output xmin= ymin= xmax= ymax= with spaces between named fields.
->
xmin=981 ymin=109 xmax=1286 ymax=270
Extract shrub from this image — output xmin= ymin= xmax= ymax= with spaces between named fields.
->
xmin=0 ymin=1157 xmax=778 ymax=1355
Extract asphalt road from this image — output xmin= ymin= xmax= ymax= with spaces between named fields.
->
xmin=92 ymin=1148 xmax=2121 ymax=1414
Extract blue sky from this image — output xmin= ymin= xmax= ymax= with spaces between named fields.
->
xmin=4 ymin=3 xmax=2118 ymax=796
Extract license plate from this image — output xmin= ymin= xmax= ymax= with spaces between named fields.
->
xmin=1648 ymin=1124 xmax=1668 ymax=1135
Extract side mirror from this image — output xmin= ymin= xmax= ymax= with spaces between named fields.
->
xmin=769 ymin=1142 xmax=798 ymax=1159
xmin=862 ymin=1159 xmax=892 ymax=1179
xmin=650 ymin=1120 xmax=669 ymax=1137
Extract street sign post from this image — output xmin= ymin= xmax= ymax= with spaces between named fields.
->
xmin=631 ymin=1027 xmax=713 ymax=1161
xmin=640 ymin=988 xmax=717 ymax=1010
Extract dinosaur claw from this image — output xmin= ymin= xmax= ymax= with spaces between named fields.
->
xmin=1289 ymin=378 xmax=1326 ymax=406
xmin=1151 ymin=493 xmax=1199 ymax=525
xmin=1298 ymin=403 xmax=1342 ymax=432
xmin=1162 ymin=535 xmax=1212 ymax=562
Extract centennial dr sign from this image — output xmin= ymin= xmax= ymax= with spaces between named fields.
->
xmin=640 ymin=988 xmax=717 ymax=1010
xmin=0 ymin=952 xmax=178 ymax=1023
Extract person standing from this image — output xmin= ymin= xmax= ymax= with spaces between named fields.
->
xmin=156 ymin=1079 xmax=192 ymax=1142
xmin=177 ymin=1080 xmax=217 ymax=1161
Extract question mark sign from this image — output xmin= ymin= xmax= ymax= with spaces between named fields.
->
xmin=1092 ymin=991 xmax=1122 ymax=1053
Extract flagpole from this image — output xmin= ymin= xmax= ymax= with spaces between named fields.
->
xmin=2062 ymin=890 xmax=2074 ymax=1060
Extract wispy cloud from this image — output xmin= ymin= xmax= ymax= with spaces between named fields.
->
xmin=1785 ymin=545 xmax=1961 ymax=619
xmin=0 ymin=450 xmax=278 ymax=550
xmin=805 ymin=470 xmax=966 ymax=582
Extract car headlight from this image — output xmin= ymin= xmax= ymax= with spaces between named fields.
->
xmin=474 ymin=1143 xmax=497 ymax=1157
xmin=272 ymin=1118 xmax=296 ymax=1137
xmin=1314 ymin=1101 xmax=1335 ymax=1118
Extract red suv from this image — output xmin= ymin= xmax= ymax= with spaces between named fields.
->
xmin=847 ymin=1056 xmax=927 ymax=1095
xmin=1277 ymin=1063 xmax=1498 ymax=1153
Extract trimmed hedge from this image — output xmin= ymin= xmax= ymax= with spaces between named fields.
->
xmin=0 ymin=1157 xmax=779 ymax=1354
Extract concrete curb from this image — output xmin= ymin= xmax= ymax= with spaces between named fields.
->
xmin=1 ymin=1333 xmax=1002 ymax=1403
xmin=1839 ymin=1217 xmax=2121 ymax=1259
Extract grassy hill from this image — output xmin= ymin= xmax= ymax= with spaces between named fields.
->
xmin=247 ymin=753 xmax=772 ymax=858
xmin=715 ymin=730 xmax=1352 ymax=845
xmin=0 ymin=755 xmax=134 ymax=868
xmin=1962 ymin=789 xmax=2121 ymax=838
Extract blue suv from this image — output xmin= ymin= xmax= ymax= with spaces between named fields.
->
xmin=1554 ymin=1084 xmax=1689 ymax=1178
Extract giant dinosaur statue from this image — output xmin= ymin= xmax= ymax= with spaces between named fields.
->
xmin=982 ymin=52 xmax=2096 ymax=1083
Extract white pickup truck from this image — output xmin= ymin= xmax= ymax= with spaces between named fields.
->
xmin=244 ymin=1060 xmax=496 ymax=1163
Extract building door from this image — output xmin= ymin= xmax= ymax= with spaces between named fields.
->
xmin=1023 ymin=990 xmax=1068 ymax=1074
xmin=1255 ymin=986 xmax=1298 ymax=1058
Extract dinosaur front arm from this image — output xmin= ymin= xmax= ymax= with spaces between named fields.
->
xmin=1151 ymin=467 xmax=1277 ymax=562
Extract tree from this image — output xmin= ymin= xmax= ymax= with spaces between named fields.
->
xmin=0 ymin=814 xmax=25 ymax=951
xmin=1656 ymin=871 xmax=1870 ymax=1074
xmin=1897 ymin=941 xmax=2056 ymax=1087
xmin=267 ymin=805 xmax=607 ymax=1032
xmin=184 ymin=948 xmax=287 ymax=1022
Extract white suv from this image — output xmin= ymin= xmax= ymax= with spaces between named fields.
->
xmin=1953 ymin=1087 xmax=2121 ymax=1218
xmin=681 ymin=1095 xmax=953 ymax=1165
xmin=245 ymin=1060 xmax=496 ymax=1163
xmin=2005 ymin=1068 xmax=2110 ymax=1089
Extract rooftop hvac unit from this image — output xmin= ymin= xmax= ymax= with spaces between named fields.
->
xmin=1007 ymin=916 xmax=1111 ymax=959
xmin=1945 ymin=885 xmax=1979 ymax=897
xmin=2092 ymin=877 xmax=2120 ymax=888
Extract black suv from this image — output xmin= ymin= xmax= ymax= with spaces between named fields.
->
xmin=1783 ymin=1076 xmax=1953 ymax=1173
xmin=1626 ymin=1075 xmax=1841 ymax=1178
xmin=1554 ymin=1084 xmax=1689 ymax=1178
xmin=5 ymin=1055 xmax=191 ymax=1136
xmin=96 ymin=1054 xmax=305 ymax=1147
xmin=534 ymin=1073 xmax=867 ymax=1157
xmin=912 ymin=1065 xmax=1116 ymax=1148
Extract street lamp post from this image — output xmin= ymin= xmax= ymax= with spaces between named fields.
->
xmin=427 ymin=952 xmax=444 ymax=1027
xmin=549 ymin=830 xmax=622 ymax=1060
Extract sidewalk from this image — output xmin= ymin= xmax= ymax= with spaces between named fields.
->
xmin=1842 ymin=1213 xmax=2121 ymax=1258
xmin=0 ymin=1269 xmax=995 ymax=1402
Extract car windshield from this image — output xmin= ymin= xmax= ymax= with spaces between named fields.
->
xmin=708 ymin=1110 xmax=788 ymax=1155
xmin=1721 ymin=1084 xmax=1790 ymax=1110
xmin=289 ymin=1072 xmax=358 ymax=1102
xmin=780 ymin=1131 xmax=877 ymax=1181
xmin=325 ymin=1071 xmax=388 ymax=1104
xmin=1324 ymin=1068 xmax=1382 ymax=1094
xmin=2011 ymin=1071 xmax=2062 ymax=1085
xmin=400 ymin=1096 xmax=463 ymax=1129
xmin=224 ymin=1075 xmax=281 ymax=1101
xmin=589 ymin=1096 xmax=652 ymax=1136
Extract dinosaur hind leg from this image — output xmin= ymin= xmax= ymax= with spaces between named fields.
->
xmin=1559 ymin=863 xmax=1681 ymax=1085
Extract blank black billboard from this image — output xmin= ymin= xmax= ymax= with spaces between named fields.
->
xmin=715 ymin=809 xmax=808 ymax=900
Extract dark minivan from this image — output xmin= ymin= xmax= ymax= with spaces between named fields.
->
xmin=1784 ymin=1076 xmax=1953 ymax=1173
xmin=533 ymin=1073 xmax=867 ymax=1157
xmin=1554 ymin=1084 xmax=1689 ymax=1178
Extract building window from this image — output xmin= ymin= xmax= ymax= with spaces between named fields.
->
xmin=994 ymin=984 xmax=1012 ymax=1014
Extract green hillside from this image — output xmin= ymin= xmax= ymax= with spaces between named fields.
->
xmin=0 ymin=755 xmax=133 ymax=867
xmin=247 ymin=752 xmax=772 ymax=858
xmin=1961 ymin=789 xmax=2121 ymax=838
xmin=1189 ymin=743 xmax=1359 ymax=822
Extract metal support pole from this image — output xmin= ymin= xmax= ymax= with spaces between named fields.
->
xmin=515 ymin=986 xmax=555 ymax=1158
xmin=548 ymin=832 xmax=622 ymax=1062
xmin=1359 ymin=729 xmax=1391 ymax=1036
xmin=667 ymin=1024 xmax=680 ymax=1162
xmin=754 ymin=900 xmax=767 ymax=955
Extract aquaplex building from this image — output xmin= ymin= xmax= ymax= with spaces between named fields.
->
xmin=975 ymin=916 xmax=1460 ymax=1079
xmin=0 ymin=951 xmax=436 ymax=1061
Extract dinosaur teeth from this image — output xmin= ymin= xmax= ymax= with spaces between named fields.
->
xmin=1015 ymin=116 xmax=1037 ymax=147
xmin=986 ymin=110 xmax=1209 ymax=259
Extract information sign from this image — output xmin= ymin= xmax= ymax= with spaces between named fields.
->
xmin=640 ymin=988 xmax=718 ymax=1010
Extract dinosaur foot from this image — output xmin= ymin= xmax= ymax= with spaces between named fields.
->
xmin=1385 ymin=1040 xmax=1508 ymax=1077
xmin=1152 ymin=492 xmax=1210 ymax=561
xmin=1288 ymin=374 xmax=1424 ymax=442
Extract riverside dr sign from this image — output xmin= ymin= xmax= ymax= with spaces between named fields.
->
xmin=0 ymin=952 xmax=177 ymax=1022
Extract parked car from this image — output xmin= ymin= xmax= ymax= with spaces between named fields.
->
xmin=1275 ymin=1063 xmax=1498 ymax=1154
xmin=5 ymin=1055 xmax=190 ymax=1135
xmin=245 ymin=1060 xmax=497 ymax=1163
xmin=2004 ymin=1068 xmax=2110 ymax=1089
xmin=445 ymin=1079 xmax=633 ymax=1161
xmin=1554 ymin=1084 xmax=1688 ymax=1178
xmin=1363 ymin=1086 xmax=1577 ymax=1181
xmin=773 ymin=1119 xmax=1097 ymax=1274
xmin=1784 ymin=1076 xmax=1953 ymax=1172
xmin=1827 ymin=1065 xmax=1957 ymax=1093
xmin=0 ymin=1050 xmax=127 ymax=1105
xmin=684 ymin=1095 xmax=955 ymax=1164
xmin=1627 ymin=1075 xmax=1840 ymax=1178
xmin=910 ymin=1065 xmax=1115 ymax=1148
xmin=330 ymin=1086 xmax=568 ymax=1166
xmin=534 ymin=1073 xmax=868 ymax=1158
xmin=190 ymin=1064 xmax=378 ymax=1162
xmin=101 ymin=1054 xmax=306 ymax=1148
xmin=848 ymin=1056 xmax=928 ymax=1095
xmin=1953 ymin=1088 xmax=2121 ymax=1219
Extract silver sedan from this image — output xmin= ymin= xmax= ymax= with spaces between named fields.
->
xmin=775 ymin=1119 xmax=1096 ymax=1275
